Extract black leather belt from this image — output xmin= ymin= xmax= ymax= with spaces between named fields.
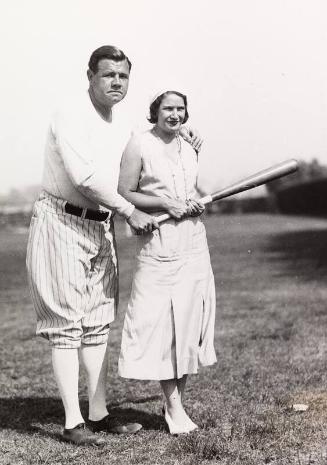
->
xmin=64 ymin=202 xmax=109 ymax=222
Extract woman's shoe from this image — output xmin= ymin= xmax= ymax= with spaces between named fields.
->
xmin=163 ymin=407 xmax=193 ymax=435
xmin=186 ymin=418 xmax=198 ymax=432
xmin=161 ymin=403 xmax=199 ymax=433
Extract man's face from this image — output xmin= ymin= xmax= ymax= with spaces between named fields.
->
xmin=88 ymin=59 xmax=130 ymax=108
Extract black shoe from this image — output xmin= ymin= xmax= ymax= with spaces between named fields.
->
xmin=62 ymin=423 xmax=106 ymax=446
xmin=88 ymin=415 xmax=142 ymax=434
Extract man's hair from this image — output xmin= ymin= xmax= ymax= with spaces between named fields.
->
xmin=88 ymin=45 xmax=132 ymax=73
xmin=148 ymin=91 xmax=189 ymax=124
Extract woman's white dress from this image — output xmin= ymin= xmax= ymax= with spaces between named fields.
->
xmin=118 ymin=130 xmax=217 ymax=380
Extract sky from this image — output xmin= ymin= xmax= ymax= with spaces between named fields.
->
xmin=0 ymin=0 xmax=326 ymax=195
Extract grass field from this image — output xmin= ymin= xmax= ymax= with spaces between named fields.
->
xmin=1 ymin=213 xmax=327 ymax=465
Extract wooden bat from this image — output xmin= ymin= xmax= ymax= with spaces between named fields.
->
xmin=156 ymin=158 xmax=298 ymax=223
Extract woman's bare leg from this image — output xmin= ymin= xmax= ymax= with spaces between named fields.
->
xmin=177 ymin=374 xmax=187 ymax=402
xmin=160 ymin=378 xmax=194 ymax=433
xmin=176 ymin=375 xmax=198 ymax=430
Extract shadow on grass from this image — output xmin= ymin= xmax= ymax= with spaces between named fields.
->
xmin=265 ymin=228 xmax=327 ymax=281
xmin=0 ymin=396 xmax=163 ymax=437
xmin=110 ymin=394 xmax=161 ymax=407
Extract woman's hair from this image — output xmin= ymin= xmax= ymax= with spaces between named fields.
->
xmin=148 ymin=91 xmax=189 ymax=124
xmin=88 ymin=45 xmax=132 ymax=73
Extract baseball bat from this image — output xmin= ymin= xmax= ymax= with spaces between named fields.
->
xmin=156 ymin=158 xmax=298 ymax=223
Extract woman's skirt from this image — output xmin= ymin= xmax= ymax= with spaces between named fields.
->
xmin=118 ymin=217 xmax=217 ymax=380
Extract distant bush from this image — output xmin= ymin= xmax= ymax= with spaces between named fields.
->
xmin=266 ymin=158 xmax=327 ymax=217
xmin=0 ymin=210 xmax=32 ymax=229
xmin=206 ymin=197 xmax=276 ymax=215
xmin=267 ymin=158 xmax=327 ymax=193
xmin=272 ymin=178 xmax=327 ymax=216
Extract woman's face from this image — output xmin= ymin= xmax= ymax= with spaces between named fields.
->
xmin=156 ymin=93 xmax=186 ymax=135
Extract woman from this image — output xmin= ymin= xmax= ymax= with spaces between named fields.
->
xmin=118 ymin=89 xmax=217 ymax=434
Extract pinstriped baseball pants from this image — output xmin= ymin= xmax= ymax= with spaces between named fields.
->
xmin=26 ymin=193 xmax=118 ymax=348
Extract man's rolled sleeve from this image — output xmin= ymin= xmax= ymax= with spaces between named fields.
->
xmin=81 ymin=171 xmax=135 ymax=218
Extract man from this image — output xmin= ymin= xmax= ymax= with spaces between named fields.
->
xmin=26 ymin=45 xmax=201 ymax=446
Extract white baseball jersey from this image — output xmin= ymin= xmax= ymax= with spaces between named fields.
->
xmin=42 ymin=91 xmax=134 ymax=217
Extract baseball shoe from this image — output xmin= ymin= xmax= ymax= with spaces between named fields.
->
xmin=88 ymin=415 xmax=142 ymax=434
xmin=62 ymin=423 xmax=106 ymax=446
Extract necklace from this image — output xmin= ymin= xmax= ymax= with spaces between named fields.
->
xmin=172 ymin=134 xmax=189 ymax=201
xmin=152 ymin=128 xmax=189 ymax=201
